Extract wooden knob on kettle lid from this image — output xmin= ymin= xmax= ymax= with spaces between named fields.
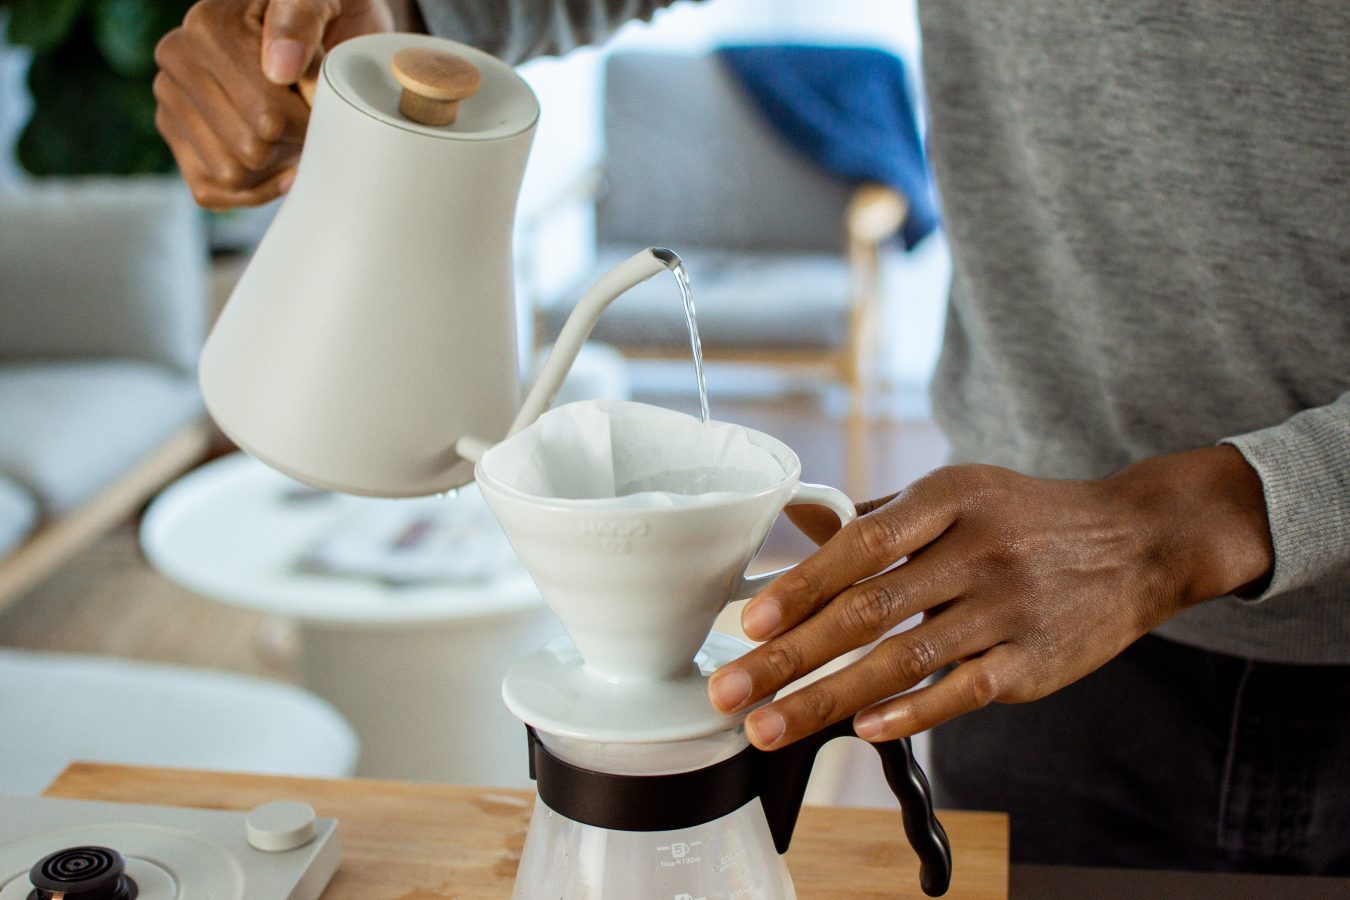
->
xmin=391 ymin=47 xmax=481 ymax=126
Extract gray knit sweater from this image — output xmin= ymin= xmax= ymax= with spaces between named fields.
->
xmin=421 ymin=0 xmax=1350 ymax=664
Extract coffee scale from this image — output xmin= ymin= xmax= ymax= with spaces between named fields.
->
xmin=0 ymin=797 xmax=339 ymax=900
xmin=0 ymin=34 xmax=951 ymax=899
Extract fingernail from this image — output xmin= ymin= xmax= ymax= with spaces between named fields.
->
xmin=742 ymin=600 xmax=782 ymax=640
xmin=709 ymin=669 xmax=752 ymax=711
xmin=747 ymin=710 xmax=785 ymax=748
xmin=855 ymin=712 xmax=883 ymax=741
xmin=264 ymin=39 xmax=306 ymax=84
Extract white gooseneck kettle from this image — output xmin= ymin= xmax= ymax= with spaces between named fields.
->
xmin=200 ymin=33 xmax=677 ymax=496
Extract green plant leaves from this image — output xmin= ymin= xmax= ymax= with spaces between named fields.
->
xmin=18 ymin=35 xmax=171 ymax=174
xmin=91 ymin=0 xmax=193 ymax=78
xmin=5 ymin=0 xmax=85 ymax=52
xmin=7 ymin=0 xmax=195 ymax=174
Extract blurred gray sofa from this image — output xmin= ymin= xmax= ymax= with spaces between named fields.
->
xmin=0 ymin=176 xmax=210 ymax=607
xmin=0 ymin=177 xmax=365 ymax=794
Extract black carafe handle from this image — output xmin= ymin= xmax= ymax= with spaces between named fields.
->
xmin=870 ymin=732 xmax=953 ymax=897
xmin=756 ymin=718 xmax=952 ymax=897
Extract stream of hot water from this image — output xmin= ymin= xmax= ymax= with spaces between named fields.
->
xmin=669 ymin=258 xmax=710 ymax=425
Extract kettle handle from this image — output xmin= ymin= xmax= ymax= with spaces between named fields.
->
xmin=757 ymin=718 xmax=952 ymax=897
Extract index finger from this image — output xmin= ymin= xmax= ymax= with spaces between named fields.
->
xmin=175 ymin=1 xmax=311 ymax=144
xmin=786 ymin=491 xmax=899 ymax=545
xmin=743 ymin=472 xmax=961 ymax=641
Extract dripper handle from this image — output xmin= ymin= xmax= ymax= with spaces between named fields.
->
xmin=735 ymin=482 xmax=857 ymax=600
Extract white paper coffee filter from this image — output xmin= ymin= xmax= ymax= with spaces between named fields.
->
xmin=480 ymin=399 xmax=793 ymax=507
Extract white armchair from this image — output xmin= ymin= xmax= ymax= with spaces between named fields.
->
xmin=0 ymin=648 xmax=358 ymax=794
xmin=0 ymin=177 xmax=210 ymax=607
xmin=0 ymin=179 xmax=359 ymax=791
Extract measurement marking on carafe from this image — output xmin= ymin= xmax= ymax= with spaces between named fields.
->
xmin=657 ymin=841 xmax=701 ymax=860
xmin=713 ymin=847 xmax=747 ymax=874
xmin=656 ymin=840 xmax=704 ymax=870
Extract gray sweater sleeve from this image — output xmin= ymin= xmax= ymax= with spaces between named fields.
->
xmin=1222 ymin=391 xmax=1350 ymax=600
xmin=415 ymin=0 xmax=685 ymax=65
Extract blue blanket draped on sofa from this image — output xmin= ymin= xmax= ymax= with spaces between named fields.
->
xmin=717 ymin=44 xmax=939 ymax=250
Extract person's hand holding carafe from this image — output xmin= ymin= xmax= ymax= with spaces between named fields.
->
xmin=153 ymin=0 xmax=418 ymax=209
xmin=708 ymin=446 xmax=1276 ymax=749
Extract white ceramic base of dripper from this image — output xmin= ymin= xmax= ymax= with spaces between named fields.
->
xmin=502 ymin=632 xmax=769 ymax=744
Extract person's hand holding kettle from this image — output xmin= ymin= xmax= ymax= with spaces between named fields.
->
xmin=153 ymin=0 xmax=419 ymax=209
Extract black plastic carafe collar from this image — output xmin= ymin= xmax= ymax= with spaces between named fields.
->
xmin=526 ymin=721 xmax=953 ymax=897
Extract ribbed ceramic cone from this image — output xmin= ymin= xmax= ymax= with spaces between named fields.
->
xmin=476 ymin=402 xmax=801 ymax=682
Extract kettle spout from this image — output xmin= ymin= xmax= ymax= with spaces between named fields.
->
xmin=507 ymin=247 xmax=683 ymax=436
xmin=454 ymin=434 xmax=493 ymax=463
xmin=650 ymin=247 xmax=682 ymax=270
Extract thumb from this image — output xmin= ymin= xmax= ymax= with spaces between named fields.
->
xmin=261 ymin=0 xmax=337 ymax=85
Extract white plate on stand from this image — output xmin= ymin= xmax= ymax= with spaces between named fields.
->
xmin=502 ymin=632 xmax=772 ymax=744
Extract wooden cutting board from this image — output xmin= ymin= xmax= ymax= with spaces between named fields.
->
xmin=44 ymin=763 xmax=1008 ymax=899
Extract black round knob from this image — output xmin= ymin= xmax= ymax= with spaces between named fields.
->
xmin=28 ymin=846 xmax=137 ymax=900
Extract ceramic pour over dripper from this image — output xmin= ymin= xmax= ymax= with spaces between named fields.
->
xmin=482 ymin=400 xmax=955 ymax=898
xmin=475 ymin=400 xmax=855 ymax=689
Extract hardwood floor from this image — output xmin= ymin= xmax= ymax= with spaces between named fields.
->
xmin=0 ymin=521 xmax=289 ymax=681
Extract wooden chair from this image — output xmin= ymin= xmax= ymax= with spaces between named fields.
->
xmin=529 ymin=52 xmax=908 ymax=497
xmin=0 ymin=177 xmax=210 ymax=610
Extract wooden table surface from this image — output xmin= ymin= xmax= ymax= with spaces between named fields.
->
xmin=45 ymin=763 xmax=1008 ymax=899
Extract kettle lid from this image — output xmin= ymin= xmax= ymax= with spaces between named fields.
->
xmin=323 ymin=33 xmax=539 ymax=141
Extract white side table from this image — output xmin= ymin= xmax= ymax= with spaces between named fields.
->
xmin=141 ymin=453 xmax=561 ymax=787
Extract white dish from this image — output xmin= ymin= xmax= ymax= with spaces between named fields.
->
xmin=502 ymin=633 xmax=770 ymax=743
